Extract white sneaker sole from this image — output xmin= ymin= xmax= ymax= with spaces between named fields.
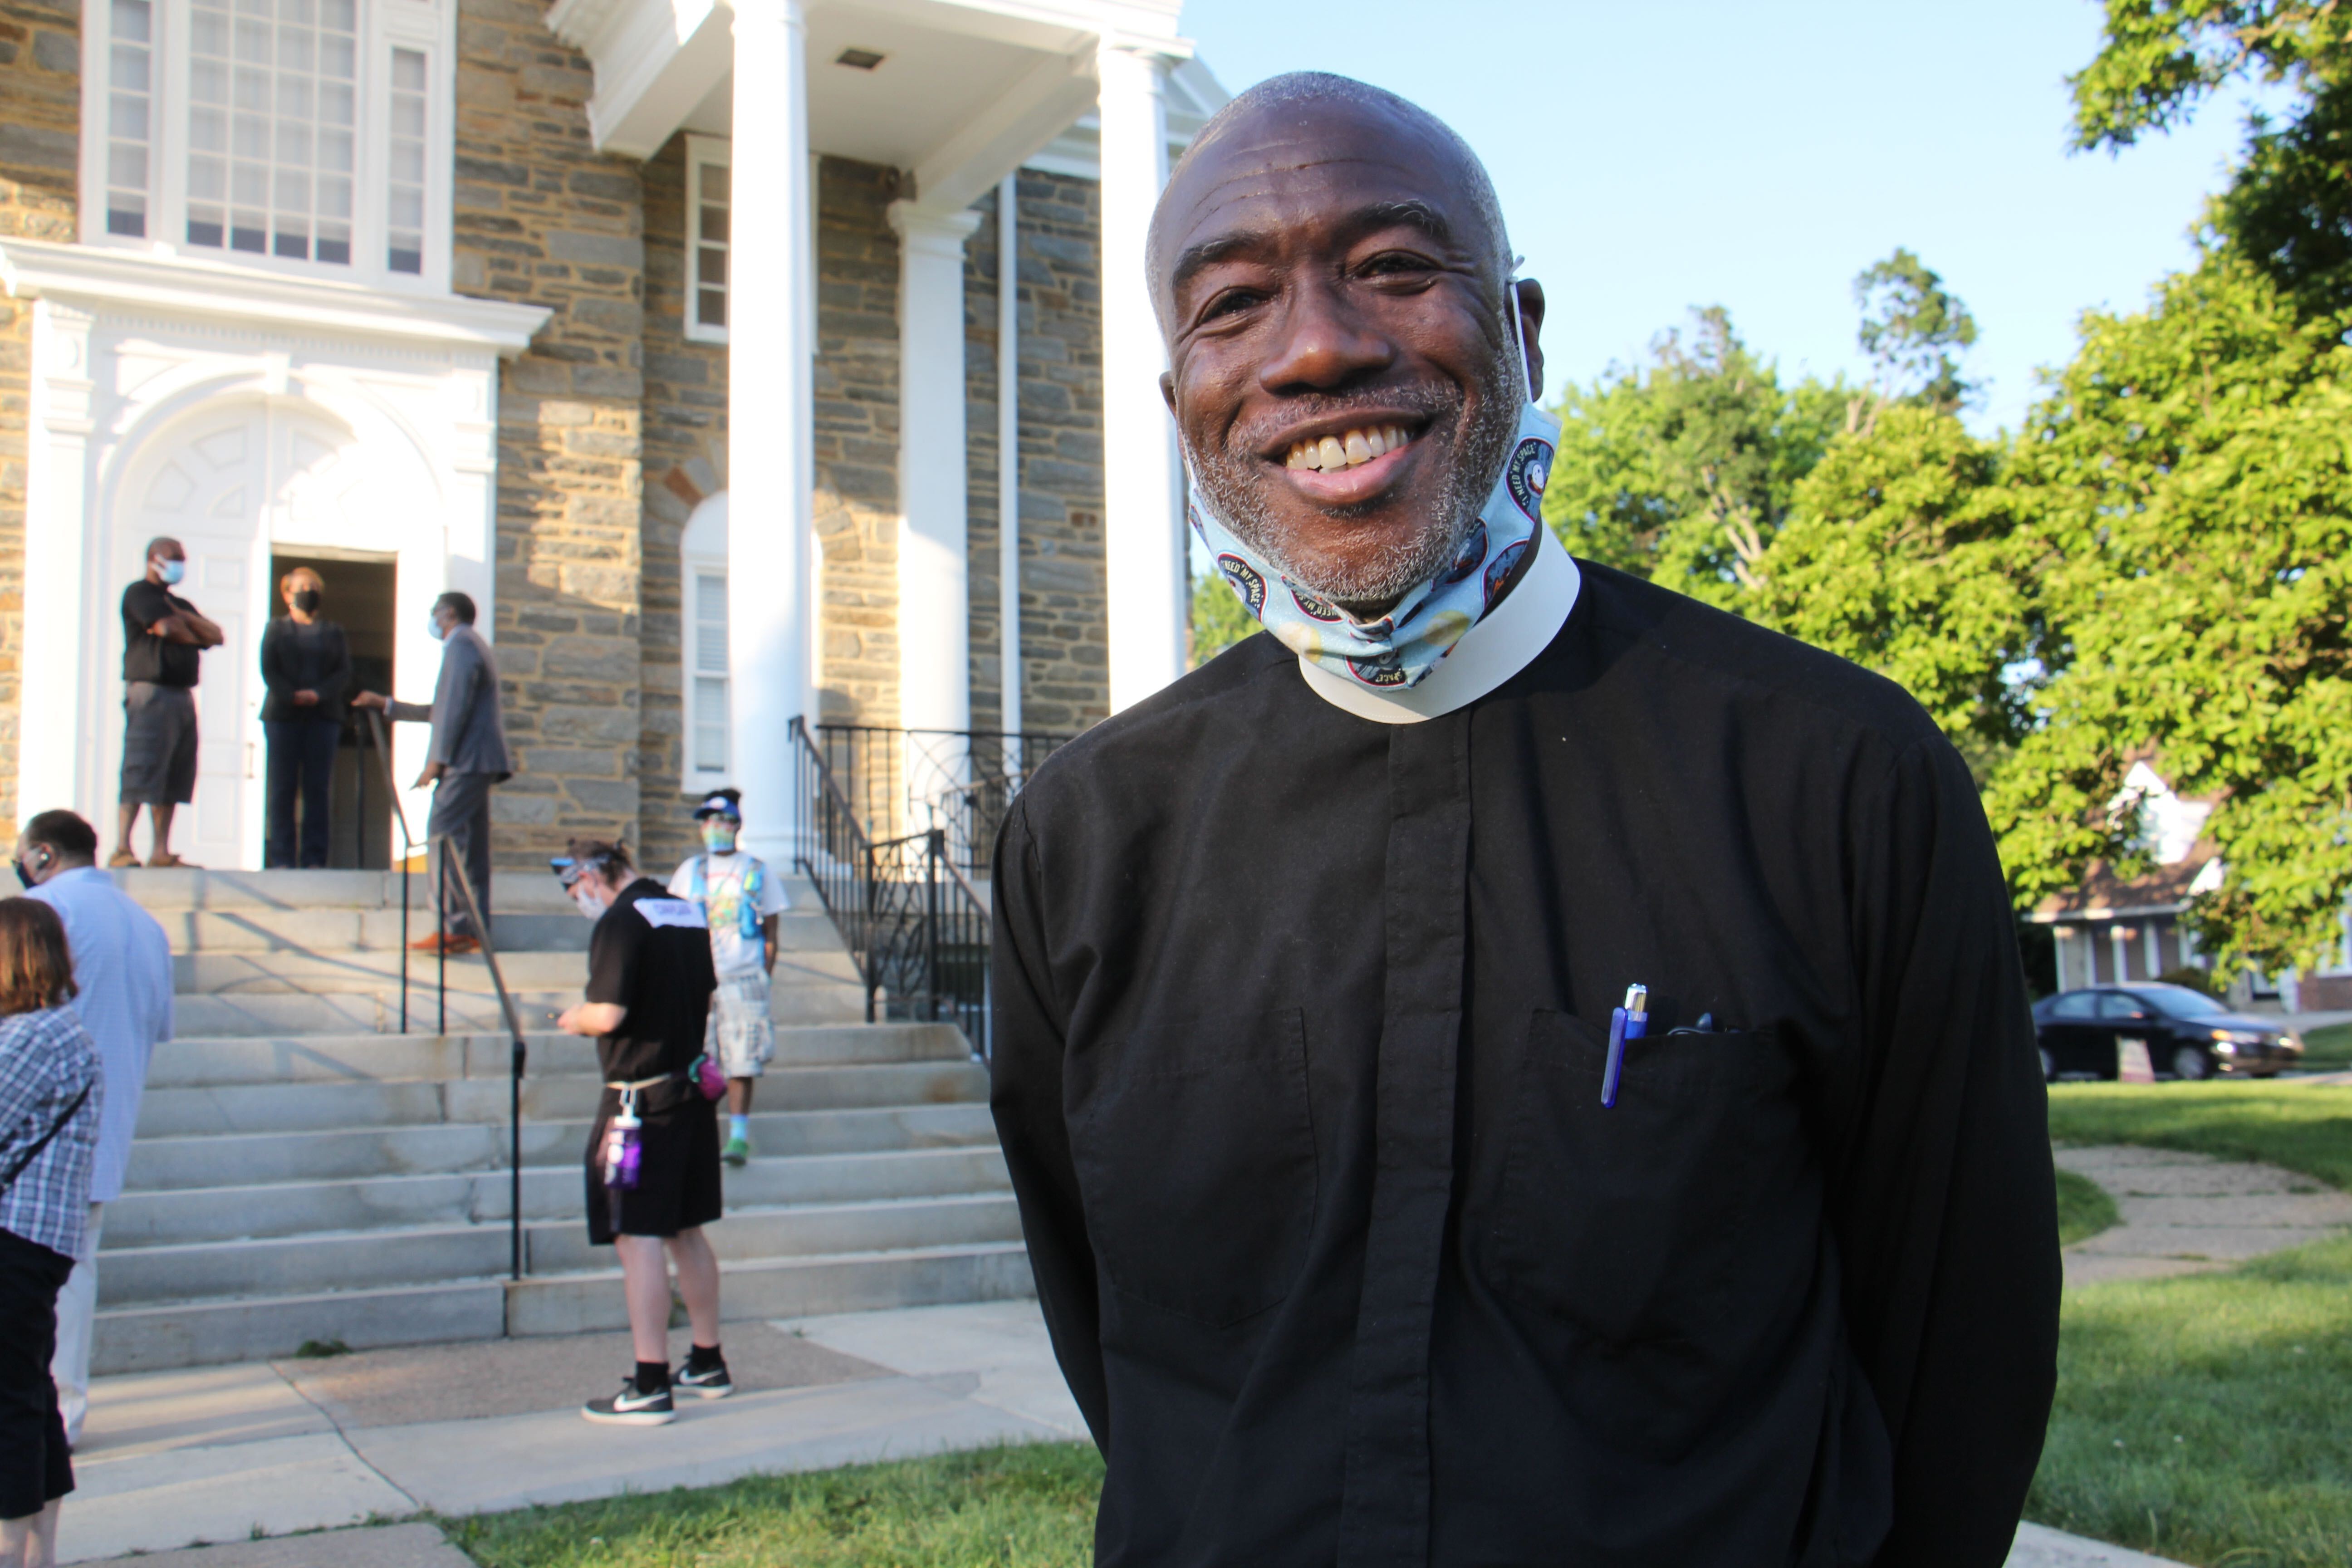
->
xmin=581 ymin=1404 xmax=676 ymax=1426
xmin=677 ymin=1382 xmax=733 ymax=1400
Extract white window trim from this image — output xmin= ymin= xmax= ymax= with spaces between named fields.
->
xmin=684 ymin=134 xmax=729 ymax=344
xmin=680 ymin=492 xmax=731 ymax=794
xmin=78 ymin=0 xmax=458 ymax=295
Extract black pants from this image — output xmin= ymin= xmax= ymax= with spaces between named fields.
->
xmin=264 ymin=720 xmax=339 ymax=868
xmin=428 ymin=769 xmax=495 ymax=937
xmin=0 ymin=1228 xmax=73 ymax=1520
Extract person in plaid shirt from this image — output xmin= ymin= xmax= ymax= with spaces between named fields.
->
xmin=0 ymin=897 xmax=102 ymax=1568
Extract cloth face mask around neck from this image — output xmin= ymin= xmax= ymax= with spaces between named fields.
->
xmin=1189 ymin=395 xmax=1558 ymax=691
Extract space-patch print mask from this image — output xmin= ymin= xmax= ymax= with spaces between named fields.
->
xmin=1187 ymin=291 xmax=1558 ymax=691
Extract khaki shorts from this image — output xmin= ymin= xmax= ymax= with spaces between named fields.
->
xmin=706 ymin=972 xmax=775 ymax=1078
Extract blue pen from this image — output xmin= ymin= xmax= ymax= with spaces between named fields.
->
xmin=1602 ymin=983 xmax=1647 ymax=1109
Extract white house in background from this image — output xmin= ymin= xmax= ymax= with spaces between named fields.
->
xmin=2027 ymin=760 xmax=2352 ymax=1009
xmin=0 ymin=0 xmax=1227 ymax=875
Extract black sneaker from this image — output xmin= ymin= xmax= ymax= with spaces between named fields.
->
xmin=675 ymin=1358 xmax=733 ymax=1400
xmin=582 ymin=1376 xmax=676 ymax=1426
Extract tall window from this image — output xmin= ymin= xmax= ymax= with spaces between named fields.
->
xmin=693 ymin=571 xmax=730 ymax=773
xmin=87 ymin=0 xmax=451 ymax=288
xmin=685 ymin=137 xmax=730 ymax=343
xmin=681 ymin=496 xmax=731 ymax=789
xmin=106 ymin=1 xmax=155 ymax=237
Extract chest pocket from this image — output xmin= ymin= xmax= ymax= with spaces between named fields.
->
xmin=1067 ymin=1008 xmax=1318 ymax=1328
xmin=1487 ymin=1009 xmax=1813 ymax=1348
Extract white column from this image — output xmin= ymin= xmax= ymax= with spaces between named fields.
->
xmin=887 ymin=203 xmax=982 ymax=737
xmin=997 ymin=175 xmax=1023 ymax=743
xmin=19 ymin=299 xmax=97 ymax=832
xmin=727 ymin=0 xmax=815 ymax=866
xmin=1095 ymin=40 xmax=1185 ymax=711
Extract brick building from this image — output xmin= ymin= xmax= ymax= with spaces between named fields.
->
xmin=0 ymin=0 xmax=1222 ymax=875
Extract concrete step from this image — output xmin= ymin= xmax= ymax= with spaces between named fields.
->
xmin=172 ymin=993 xmax=390 ymax=1036
xmin=104 ymin=1145 xmax=1013 ymax=1247
xmin=503 ymin=1241 xmax=1036 ymax=1338
xmin=133 ymin=1058 xmax=990 ymax=1137
xmin=89 ymin=1240 xmax=1034 ymax=1374
xmin=95 ymin=1191 xmax=1021 ymax=1305
xmin=123 ymin=1102 xmax=999 ymax=1189
xmin=152 ymin=905 xmax=849 ymax=958
xmin=143 ymin=1023 xmax=964 ymax=1090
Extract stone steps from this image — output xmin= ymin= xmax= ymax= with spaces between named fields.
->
xmin=106 ymin=1144 xmax=1014 ymax=1247
xmin=87 ymin=872 xmax=1022 ymax=1377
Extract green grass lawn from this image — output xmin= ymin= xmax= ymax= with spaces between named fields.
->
xmin=2029 ymin=1235 xmax=2352 ymax=1567
xmin=2055 ymin=1166 xmax=2120 ymax=1246
xmin=2047 ymin=1082 xmax=2352 ymax=1190
xmin=2294 ymin=1020 xmax=2352 ymax=1071
xmin=446 ymin=1443 xmax=1103 ymax=1568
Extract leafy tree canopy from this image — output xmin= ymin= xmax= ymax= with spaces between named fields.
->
xmin=1855 ymin=248 xmax=1981 ymax=413
xmin=1188 ymin=563 xmax=1259 ymax=669
xmin=2072 ymin=0 xmax=2352 ymax=314
xmin=1988 ymin=250 xmax=2352 ymax=973
xmin=1543 ymin=307 xmax=1851 ymax=609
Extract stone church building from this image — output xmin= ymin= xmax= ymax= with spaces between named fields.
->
xmin=0 ymin=0 xmax=1222 ymax=876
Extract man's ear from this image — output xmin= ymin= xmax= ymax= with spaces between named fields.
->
xmin=1514 ymin=279 xmax=1547 ymax=402
xmin=1160 ymin=371 xmax=1177 ymax=416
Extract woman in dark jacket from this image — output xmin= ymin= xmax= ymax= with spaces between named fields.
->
xmin=259 ymin=567 xmax=352 ymax=869
xmin=0 ymin=897 xmax=101 ymax=1568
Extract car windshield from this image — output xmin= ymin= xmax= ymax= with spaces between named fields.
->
xmin=2136 ymin=984 xmax=2231 ymax=1018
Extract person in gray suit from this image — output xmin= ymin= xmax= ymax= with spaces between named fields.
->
xmin=353 ymin=591 xmax=514 ymax=955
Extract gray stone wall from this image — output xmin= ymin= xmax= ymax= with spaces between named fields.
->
xmin=963 ymin=169 xmax=1109 ymax=736
xmin=453 ymin=0 xmax=647 ymax=870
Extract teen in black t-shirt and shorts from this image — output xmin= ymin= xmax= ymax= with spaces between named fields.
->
xmin=554 ymin=838 xmax=725 ymax=1426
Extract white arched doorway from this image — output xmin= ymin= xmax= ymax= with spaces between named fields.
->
xmin=100 ymin=396 xmax=446 ymax=869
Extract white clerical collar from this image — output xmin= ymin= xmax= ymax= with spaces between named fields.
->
xmin=1294 ymin=523 xmax=1579 ymax=724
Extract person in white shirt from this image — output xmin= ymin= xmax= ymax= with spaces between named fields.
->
xmin=15 ymin=809 xmax=172 ymax=1446
xmin=666 ymin=791 xmax=789 ymax=1166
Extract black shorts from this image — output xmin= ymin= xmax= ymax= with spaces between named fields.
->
xmin=121 ymin=682 xmax=199 ymax=806
xmin=0 ymin=1227 xmax=74 ymax=1520
xmin=584 ymin=1078 xmax=722 ymax=1245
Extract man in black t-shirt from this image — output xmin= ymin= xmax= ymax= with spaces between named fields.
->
xmin=554 ymin=838 xmax=725 ymax=1427
xmin=114 ymin=538 xmax=223 ymax=869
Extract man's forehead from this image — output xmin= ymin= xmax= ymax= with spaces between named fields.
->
xmin=1154 ymin=105 xmax=1480 ymax=278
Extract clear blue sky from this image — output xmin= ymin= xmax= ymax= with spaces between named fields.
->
xmin=1176 ymin=0 xmax=2273 ymax=434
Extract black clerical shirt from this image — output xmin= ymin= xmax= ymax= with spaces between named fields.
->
xmin=990 ymin=561 xmax=2060 ymax=1568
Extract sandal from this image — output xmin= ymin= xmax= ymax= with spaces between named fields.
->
xmin=107 ymin=849 xmax=139 ymax=869
xmin=146 ymin=852 xmax=196 ymax=868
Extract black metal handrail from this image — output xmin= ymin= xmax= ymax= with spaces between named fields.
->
xmin=791 ymin=719 xmax=1007 ymax=1056
xmin=363 ymin=709 xmax=527 ymax=1284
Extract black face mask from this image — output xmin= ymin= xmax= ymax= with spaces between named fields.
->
xmin=293 ymin=589 xmax=321 ymax=612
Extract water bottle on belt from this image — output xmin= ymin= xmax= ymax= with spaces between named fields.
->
xmin=603 ymin=1091 xmax=643 ymax=1190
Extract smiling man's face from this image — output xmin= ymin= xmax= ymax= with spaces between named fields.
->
xmin=1152 ymin=93 xmax=1543 ymax=614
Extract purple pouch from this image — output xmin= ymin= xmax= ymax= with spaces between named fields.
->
xmin=687 ymin=1053 xmax=726 ymax=1101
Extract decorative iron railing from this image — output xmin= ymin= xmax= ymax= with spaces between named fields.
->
xmin=791 ymin=719 xmax=1061 ymax=1056
xmin=806 ymin=724 xmax=1075 ymax=877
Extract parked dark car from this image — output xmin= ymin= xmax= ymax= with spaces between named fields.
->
xmin=2030 ymin=983 xmax=2303 ymax=1081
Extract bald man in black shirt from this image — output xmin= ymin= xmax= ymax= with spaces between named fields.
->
xmin=990 ymin=73 xmax=2058 ymax=1568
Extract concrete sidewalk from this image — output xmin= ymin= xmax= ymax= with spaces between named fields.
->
xmin=64 ymin=1296 xmax=2175 ymax=1566
xmin=63 ymin=1300 xmax=1083 ymax=1563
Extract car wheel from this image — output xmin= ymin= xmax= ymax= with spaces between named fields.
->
xmin=2039 ymin=1047 xmax=2056 ymax=1083
xmin=2171 ymin=1044 xmax=2212 ymax=1082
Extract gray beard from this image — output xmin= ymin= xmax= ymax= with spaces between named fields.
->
xmin=1185 ymin=347 xmax=1525 ymax=609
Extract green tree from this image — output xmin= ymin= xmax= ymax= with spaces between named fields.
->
xmin=1188 ymin=564 xmax=1258 ymax=669
xmin=1543 ymin=308 xmax=1849 ymax=608
xmin=2072 ymin=0 xmax=2352 ymax=314
xmin=1853 ymin=248 xmax=1980 ymax=414
xmin=1749 ymin=403 xmax=2032 ymax=780
xmin=1986 ymin=250 xmax=2352 ymax=974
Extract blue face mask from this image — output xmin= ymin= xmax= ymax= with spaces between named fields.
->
xmin=426 ymin=614 xmax=447 ymax=642
xmin=157 ymin=558 xmax=186 ymax=586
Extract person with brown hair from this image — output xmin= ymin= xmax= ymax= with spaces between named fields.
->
xmin=553 ymin=838 xmax=724 ymax=1426
xmin=0 ymin=898 xmax=102 ymax=1568
xmin=259 ymin=567 xmax=352 ymax=869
